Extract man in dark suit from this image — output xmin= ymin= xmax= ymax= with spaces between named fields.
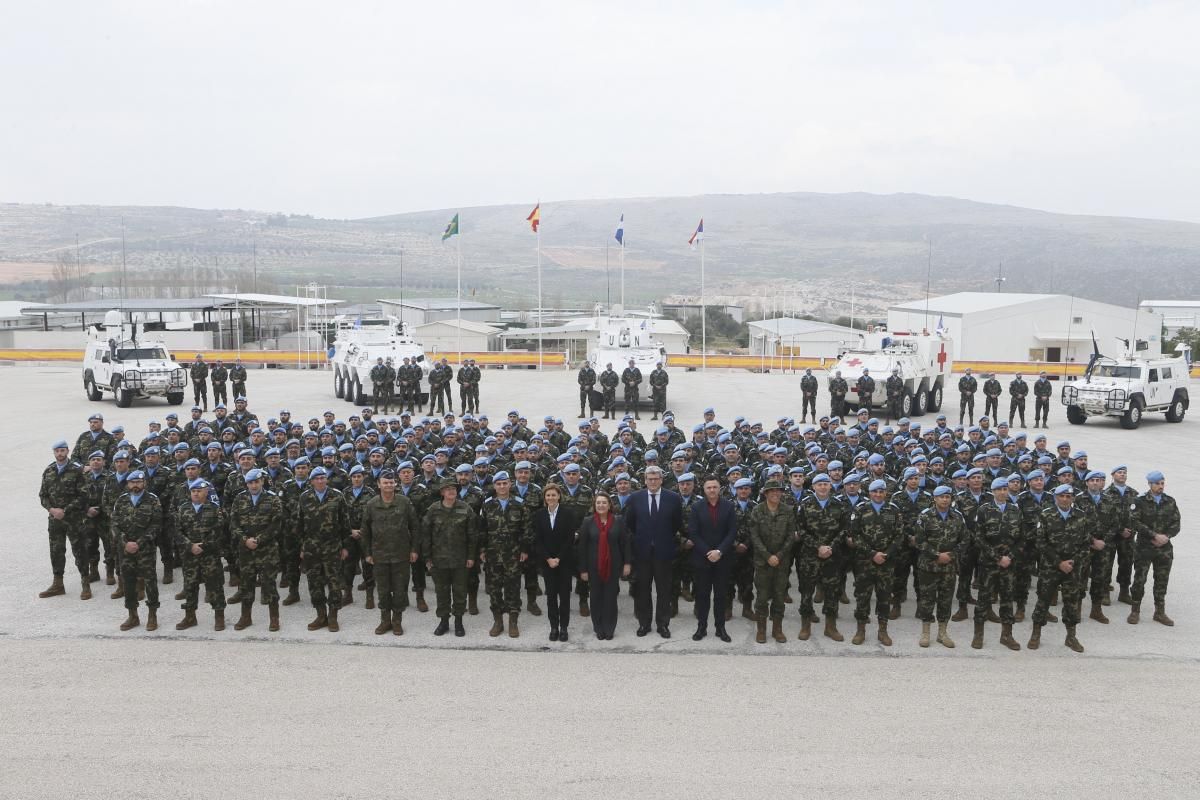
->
xmin=623 ymin=466 xmax=684 ymax=638
xmin=687 ymin=476 xmax=738 ymax=641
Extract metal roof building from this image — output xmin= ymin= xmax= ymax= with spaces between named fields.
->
xmin=747 ymin=318 xmax=865 ymax=358
xmin=378 ymin=297 xmax=501 ymax=326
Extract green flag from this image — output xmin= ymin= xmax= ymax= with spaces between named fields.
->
xmin=442 ymin=213 xmax=459 ymax=241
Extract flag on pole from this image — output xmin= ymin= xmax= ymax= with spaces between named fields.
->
xmin=935 ymin=315 xmax=946 ymax=335
xmin=688 ymin=218 xmax=704 ymax=248
xmin=614 ymin=214 xmax=624 ymax=246
xmin=526 ymin=203 xmax=541 ymax=233
xmin=441 ymin=213 xmax=459 ymax=241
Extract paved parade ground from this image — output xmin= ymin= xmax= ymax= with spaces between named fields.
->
xmin=3 ymin=364 xmax=1197 ymax=798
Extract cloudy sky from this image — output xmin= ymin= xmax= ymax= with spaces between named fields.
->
xmin=2 ymin=1 xmax=1197 ymax=221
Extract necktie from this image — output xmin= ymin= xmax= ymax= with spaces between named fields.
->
xmin=651 ymin=493 xmax=658 ymax=516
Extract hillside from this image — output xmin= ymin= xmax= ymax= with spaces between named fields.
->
xmin=3 ymin=192 xmax=1198 ymax=313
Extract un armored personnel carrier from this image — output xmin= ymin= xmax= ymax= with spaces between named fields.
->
xmin=330 ymin=315 xmax=430 ymax=405
xmin=82 ymin=310 xmax=188 ymax=408
xmin=587 ymin=313 xmax=670 ymax=409
xmin=827 ymin=328 xmax=953 ymax=417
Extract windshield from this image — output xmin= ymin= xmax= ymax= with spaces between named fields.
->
xmin=1092 ymin=364 xmax=1140 ymax=379
xmin=116 ymin=347 xmax=168 ymax=361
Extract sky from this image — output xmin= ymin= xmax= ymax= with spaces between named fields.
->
xmin=2 ymin=1 xmax=1198 ymax=222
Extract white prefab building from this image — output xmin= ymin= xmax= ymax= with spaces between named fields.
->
xmin=888 ymin=292 xmax=1163 ymax=364
xmin=747 ymin=318 xmax=866 ymax=359
xmin=415 ymin=319 xmax=502 ymax=354
xmin=1140 ymin=300 xmax=1200 ymax=337
xmin=378 ymin=298 xmax=501 ymax=327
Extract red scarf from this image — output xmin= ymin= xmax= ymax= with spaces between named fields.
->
xmin=594 ymin=512 xmax=612 ymax=582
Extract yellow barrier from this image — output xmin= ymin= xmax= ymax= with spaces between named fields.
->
xmin=0 ymin=349 xmax=566 ymax=367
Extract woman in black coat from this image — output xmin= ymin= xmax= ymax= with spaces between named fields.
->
xmin=532 ymin=484 xmax=580 ymax=642
xmin=576 ymin=492 xmax=631 ymax=640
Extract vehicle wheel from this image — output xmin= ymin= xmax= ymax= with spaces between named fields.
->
xmin=334 ymin=371 xmax=345 ymax=399
xmin=1066 ymin=405 xmax=1087 ymax=425
xmin=346 ymin=378 xmax=359 ymax=404
xmin=928 ymin=385 xmax=943 ymax=412
xmin=353 ymin=380 xmax=367 ymax=406
xmin=85 ymin=377 xmax=102 ymax=401
xmin=113 ymin=380 xmax=133 ymax=408
xmin=167 ymin=392 xmax=184 ymax=405
xmin=900 ymin=393 xmax=913 ymax=417
xmin=1120 ymin=400 xmax=1142 ymax=430
xmin=1165 ymin=397 xmax=1186 ymax=423
xmin=913 ymin=389 xmax=928 ymax=417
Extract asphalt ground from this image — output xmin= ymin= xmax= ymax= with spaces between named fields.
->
xmin=3 ymin=365 xmax=1196 ymax=799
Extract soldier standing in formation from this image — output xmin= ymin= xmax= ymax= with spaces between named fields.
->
xmin=228 ymin=468 xmax=282 ymax=631
xmin=1008 ymin=372 xmax=1029 ymax=428
xmin=38 ymin=441 xmax=88 ymax=600
xmin=958 ymin=367 xmax=977 ymax=425
xmin=915 ymin=485 xmax=964 ymax=648
xmin=983 ymin=372 xmax=1002 ymax=421
xmin=799 ymin=368 xmax=818 ymax=423
xmin=370 ymin=358 xmax=391 ymax=414
xmin=1033 ymin=371 xmax=1053 ymax=428
xmin=1028 ymin=485 xmax=1090 ymax=652
xmin=190 ymin=355 xmax=209 ymax=410
xmin=827 ymin=370 xmax=848 ymax=417
xmin=577 ymin=361 xmax=597 ymax=418
xmin=457 ymin=358 xmax=481 ymax=414
xmin=479 ymin=471 xmax=530 ymax=638
xmin=849 ymin=479 xmax=903 ymax=646
xmin=1128 ymin=470 xmax=1178 ymax=627
xmin=173 ymin=479 xmax=227 ymax=631
xmin=746 ymin=479 xmax=793 ymax=644
xmin=648 ymin=362 xmax=669 ymax=420
xmin=396 ymin=357 xmax=420 ymax=413
xmin=229 ymin=358 xmax=249 ymax=399
xmin=885 ymin=368 xmax=904 ymax=423
xmin=599 ymin=362 xmax=619 ymax=419
xmin=361 ymin=469 xmax=420 ymax=636
xmin=210 ymin=359 xmax=229 ymax=407
xmin=429 ymin=358 xmax=453 ymax=414
xmin=856 ymin=369 xmax=875 ymax=413
xmin=423 ymin=479 xmax=477 ymax=637
xmin=112 ymin=470 xmax=163 ymax=632
xmin=621 ymin=359 xmax=643 ymax=419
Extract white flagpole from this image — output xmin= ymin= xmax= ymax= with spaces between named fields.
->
xmin=456 ymin=224 xmax=462 ymax=365
xmin=536 ymin=225 xmax=543 ymax=370
xmin=700 ymin=235 xmax=706 ymax=372
xmin=619 ymin=238 xmax=625 ymax=309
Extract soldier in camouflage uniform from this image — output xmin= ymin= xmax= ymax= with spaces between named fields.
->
xmin=480 ymin=472 xmax=531 ymax=637
xmin=849 ymin=480 xmax=904 ymax=646
xmin=828 ymin=370 xmax=848 ymax=418
xmin=577 ymin=361 xmax=597 ymax=418
xmin=38 ymin=441 xmax=89 ymax=600
xmin=915 ymin=486 xmax=965 ymax=648
xmin=884 ymin=369 xmax=905 ymax=424
xmin=396 ymin=357 xmax=417 ymax=412
xmin=361 ymin=469 xmax=420 ymax=636
xmin=889 ymin=467 xmax=931 ymax=617
xmin=279 ymin=459 xmax=312 ymax=605
xmin=173 ymin=479 xmax=227 ymax=631
xmin=190 ymin=354 xmax=209 ymax=410
xmin=1128 ymin=470 xmax=1179 ymax=627
xmin=1032 ymin=371 xmax=1053 ymax=428
xmin=1015 ymin=470 xmax=1053 ymax=620
xmin=229 ymin=359 xmax=248 ymax=399
xmin=342 ymin=465 xmax=377 ymax=608
xmin=228 ymin=469 xmax=283 ymax=631
xmin=621 ymin=359 xmax=643 ymax=419
xmin=599 ymin=363 xmax=619 ymax=419
xmin=82 ymin=451 xmax=115 ymax=585
xmin=210 ymin=359 xmax=229 ymax=406
xmin=370 ymin=358 xmax=391 ymax=413
xmin=1008 ymin=372 xmax=1029 ymax=427
xmin=72 ymin=413 xmax=114 ymax=465
xmin=1079 ymin=470 xmax=1121 ymax=624
xmin=111 ymin=471 xmax=163 ymax=631
xmin=746 ymin=480 xmax=794 ymax=644
xmin=958 ymin=368 xmax=978 ymax=425
xmin=972 ymin=478 xmax=1024 ymax=650
xmin=982 ymin=373 xmax=1002 ymax=421
xmin=796 ymin=474 xmax=849 ymax=641
xmin=648 ymin=362 xmax=669 ymax=420
xmin=297 ymin=467 xmax=350 ymax=632
xmin=1028 ymin=485 xmax=1091 ymax=652
xmin=422 ymin=479 xmax=479 ymax=635
xmin=800 ymin=369 xmax=818 ymax=423
xmin=856 ymin=369 xmax=875 ymax=413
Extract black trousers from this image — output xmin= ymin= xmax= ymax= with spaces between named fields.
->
xmin=692 ymin=558 xmax=730 ymax=630
xmin=541 ymin=564 xmax=573 ymax=631
xmin=589 ymin=576 xmax=620 ymax=638
xmin=634 ymin=557 xmax=673 ymax=630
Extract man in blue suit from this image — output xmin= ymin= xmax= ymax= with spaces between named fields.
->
xmin=687 ymin=476 xmax=738 ymax=641
xmin=624 ymin=466 xmax=684 ymax=638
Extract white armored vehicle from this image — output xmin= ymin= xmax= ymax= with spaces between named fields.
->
xmin=330 ymin=315 xmax=430 ymax=405
xmin=827 ymin=328 xmax=953 ymax=417
xmin=587 ymin=313 xmax=670 ymax=408
xmin=82 ymin=310 xmax=188 ymax=408
xmin=1062 ymin=339 xmax=1191 ymax=429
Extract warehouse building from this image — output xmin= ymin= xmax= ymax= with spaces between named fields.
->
xmin=888 ymin=292 xmax=1162 ymax=364
xmin=378 ymin=298 xmax=501 ymax=327
xmin=415 ymin=318 xmax=502 ymax=354
xmin=747 ymin=318 xmax=865 ymax=359
xmin=1140 ymin=300 xmax=1200 ymax=337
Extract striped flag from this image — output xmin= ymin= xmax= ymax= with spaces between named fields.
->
xmin=442 ymin=213 xmax=459 ymax=242
xmin=526 ymin=203 xmax=541 ymax=233
xmin=688 ymin=218 xmax=704 ymax=248
xmin=614 ymin=214 xmax=624 ymax=246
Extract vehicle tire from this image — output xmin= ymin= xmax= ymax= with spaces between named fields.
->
xmin=346 ymin=378 xmax=359 ymax=404
xmin=913 ymin=389 xmax=928 ymax=417
xmin=900 ymin=392 xmax=913 ymax=417
xmin=353 ymin=380 xmax=367 ymax=406
xmin=928 ymin=384 xmax=944 ymax=412
xmin=1066 ymin=405 xmax=1087 ymax=425
xmin=1165 ymin=396 xmax=1186 ymax=423
xmin=113 ymin=379 xmax=133 ymax=408
xmin=85 ymin=376 xmax=102 ymax=401
xmin=334 ymin=371 xmax=345 ymax=399
xmin=167 ymin=391 xmax=184 ymax=405
xmin=1120 ymin=399 xmax=1142 ymax=430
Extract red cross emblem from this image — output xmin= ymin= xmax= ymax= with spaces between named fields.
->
xmin=845 ymin=357 xmax=863 ymax=367
xmin=936 ymin=344 xmax=947 ymax=368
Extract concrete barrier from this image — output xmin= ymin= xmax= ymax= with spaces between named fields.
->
xmin=0 ymin=349 xmax=568 ymax=368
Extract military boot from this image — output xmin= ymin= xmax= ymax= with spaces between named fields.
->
xmin=234 ymin=601 xmax=253 ymax=630
xmin=1027 ymin=624 xmax=1042 ymax=650
xmin=1089 ymin=603 xmax=1109 ymax=624
xmin=851 ymin=620 xmax=867 ymax=645
xmin=814 ymin=587 xmax=824 ymax=604
xmin=279 ymin=574 xmax=288 ymax=588
xmin=797 ymin=617 xmax=812 ymax=641
xmin=888 ymin=603 xmax=900 ymax=621
xmin=341 ymin=587 xmax=354 ymax=608
xmin=375 ymin=609 xmax=392 ymax=635
xmin=1015 ymin=603 xmax=1025 ymax=622
xmin=877 ymin=620 xmax=892 ymax=646
xmin=468 ymin=590 xmax=480 ymax=616
xmin=823 ymin=615 xmax=844 ymax=642
xmin=162 ymin=567 xmax=174 ymax=585
xmin=282 ymin=582 xmax=301 ymax=605
xmin=365 ymin=588 xmax=375 ymax=610
xmin=489 ymin=611 xmax=504 ymax=637
xmin=507 ymin=612 xmax=519 ymax=638
xmin=89 ymin=561 xmax=101 ymax=583
xmin=38 ymin=575 xmax=66 ymax=598
xmin=1127 ymin=603 xmax=1140 ymax=624
xmin=416 ymin=589 xmax=429 ymax=613
xmin=80 ymin=577 xmax=92 ymax=600
xmin=434 ymin=616 xmax=450 ymax=636
xmin=1064 ymin=625 xmax=1083 ymax=653
xmin=175 ymin=588 xmax=187 ymax=601
xmin=741 ymin=600 xmax=755 ymax=621
xmin=268 ymin=602 xmax=280 ymax=632
xmin=226 ymin=587 xmax=245 ymax=604
xmin=213 ymin=610 xmax=225 ymax=632
xmin=105 ymin=564 xmax=116 ymax=586
xmin=840 ymin=590 xmax=850 ymax=604
xmin=120 ymin=609 xmax=140 ymax=631
xmin=579 ymin=597 xmax=590 ymax=618
xmin=999 ymin=623 xmax=1020 ymax=650
xmin=951 ymin=603 xmax=969 ymax=622
xmin=971 ymin=620 xmax=985 ymax=649
xmin=1153 ymin=603 xmax=1174 ymax=626
xmin=755 ymin=617 xmax=767 ymax=644
xmin=306 ymin=605 xmax=328 ymax=631
xmin=525 ymin=591 xmax=541 ymax=616
xmin=985 ymin=605 xmax=1001 ymax=623
xmin=936 ymin=622 xmax=955 ymax=648
xmin=146 ymin=610 xmax=158 ymax=631
xmin=454 ymin=615 xmax=466 ymax=637
xmin=110 ymin=578 xmax=125 ymax=600
xmin=326 ymin=605 xmax=339 ymax=632
xmin=1117 ymin=584 xmax=1133 ymax=604
xmin=680 ymin=586 xmax=694 ymax=603
xmin=175 ymin=610 xmax=198 ymax=630
xmin=771 ymin=618 xmax=787 ymax=643
xmin=919 ymin=621 xmax=931 ymax=648
xmin=395 ymin=612 xmax=406 ymax=636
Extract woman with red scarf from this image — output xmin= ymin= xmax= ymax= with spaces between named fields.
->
xmin=577 ymin=493 xmax=631 ymax=640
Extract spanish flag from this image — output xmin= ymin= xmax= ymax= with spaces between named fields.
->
xmin=526 ymin=203 xmax=540 ymax=233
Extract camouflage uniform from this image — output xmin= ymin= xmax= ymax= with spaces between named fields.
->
xmin=973 ymin=499 xmax=1024 ymax=624
xmin=796 ymin=494 xmax=849 ymax=621
xmin=1008 ymin=377 xmax=1028 ymax=427
xmin=422 ymin=499 xmax=479 ymax=619
xmin=82 ymin=467 xmax=115 ymax=574
xmin=890 ymin=488 xmax=931 ymax=606
xmin=983 ymin=376 xmax=1002 ymax=421
xmin=915 ymin=506 xmax=965 ymax=623
xmin=370 ymin=362 xmax=391 ymax=413
xmin=1081 ymin=491 xmax=1122 ymax=605
xmin=39 ymin=459 xmax=88 ymax=580
xmin=577 ymin=364 xmax=597 ymax=417
xmin=1106 ymin=483 xmax=1138 ymax=595
xmin=1131 ymin=492 xmax=1179 ymax=607
xmin=361 ymin=492 xmax=420 ymax=613
xmin=279 ymin=478 xmax=309 ymax=588
xmin=229 ymin=489 xmax=283 ymax=605
xmin=648 ymin=367 xmax=669 ymax=419
xmin=479 ymin=496 xmax=531 ymax=615
xmin=849 ymin=499 xmax=904 ymax=623
xmin=298 ymin=488 xmax=350 ymax=609
xmin=828 ymin=374 xmax=848 ymax=417
xmin=800 ymin=372 xmax=818 ymax=422
xmin=174 ymin=499 xmax=227 ymax=612
xmin=190 ymin=360 xmax=209 ymax=408
xmin=856 ymin=374 xmax=875 ymax=412
xmin=621 ymin=365 xmax=643 ymax=416
xmin=1033 ymin=376 xmax=1053 ymax=426
xmin=73 ymin=429 xmax=114 ymax=466
xmin=1032 ymin=505 xmax=1091 ymax=627
xmin=343 ymin=484 xmax=377 ymax=594
xmin=599 ymin=367 xmax=620 ymax=418
xmin=746 ymin=501 xmax=795 ymax=621
xmin=111 ymin=491 xmax=163 ymax=612
xmin=229 ymin=363 xmax=248 ymax=399
xmin=210 ymin=363 xmax=229 ymax=406
xmin=885 ymin=373 xmax=905 ymax=422
xmin=1016 ymin=488 xmax=1053 ymax=611
xmin=958 ymin=374 xmax=978 ymax=424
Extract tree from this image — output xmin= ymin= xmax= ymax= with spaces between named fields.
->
xmin=1165 ymin=327 xmax=1200 ymax=362
xmin=47 ymin=251 xmax=91 ymax=302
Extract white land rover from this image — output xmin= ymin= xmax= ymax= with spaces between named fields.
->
xmin=82 ymin=310 xmax=188 ymax=408
xmin=1061 ymin=343 xmax=1191 ymax=429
